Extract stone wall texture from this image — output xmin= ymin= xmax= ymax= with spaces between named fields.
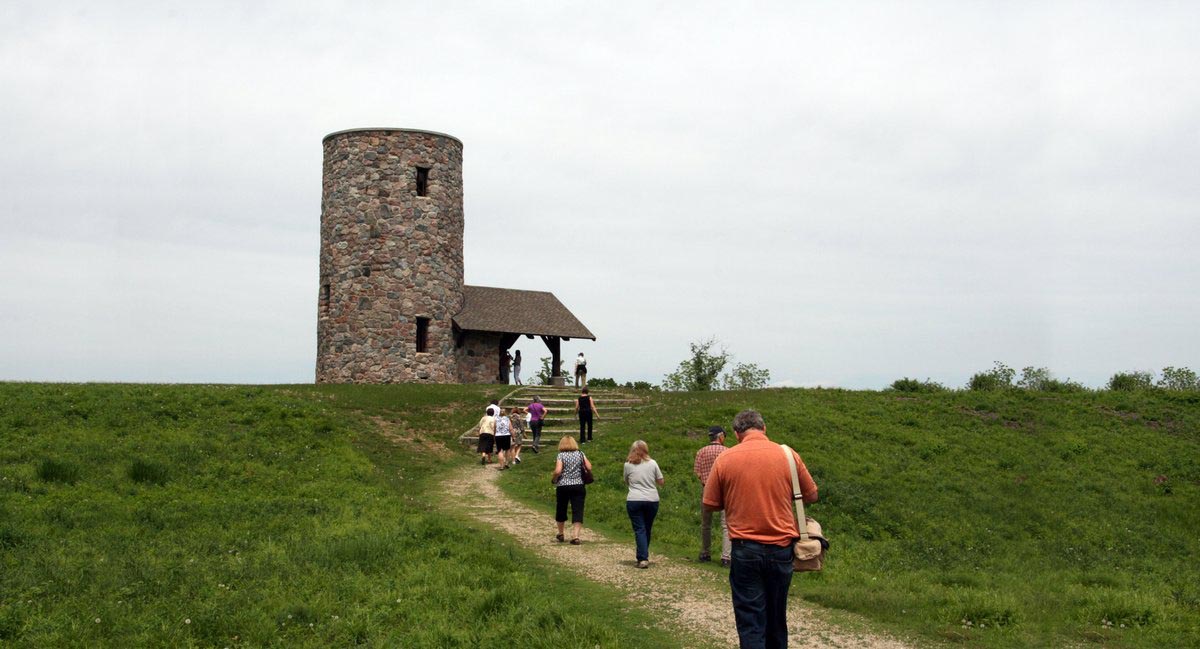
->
xmin=457 ymin=331 xmax=502 ymax=384
xmin=316 ymin=129 xmax=465 ymax=383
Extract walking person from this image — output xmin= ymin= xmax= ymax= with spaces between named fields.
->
xmin=702 ymin=410 xmax=818 ymax=649
xmin=551 ymin=436 xmax=592 ymax=545
xmin=513 ymin=350 xmax=522 ymax=385
xmin=509 ymin=407 xmax=525 ymax=465
xmin=574 ymin=352 xmax=587 ymax=388
xmin=494 ymin=408 xmax=513 ymax=469
xmin=527 ymin=396 xmax=545 ymax=453
xmin=575 ymin=387 xmax=598 ymax=444
xmin=624 ymin=440 xmax=665 ymax=569
xmin=695 ymin=425 xmax=732 ymax=566
xmin=476 ymin=407 xmax=496 ymax=465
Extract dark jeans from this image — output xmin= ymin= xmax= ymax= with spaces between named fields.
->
xmin=729 ymin=539 xmax=795 ymax=649
xmin=578 ymin=415 xmax=593 ymax=441
xmin=530 ymin=419 xmax=543 ymax=450
xmin=626 ymin=500 xmax=659 ymax=562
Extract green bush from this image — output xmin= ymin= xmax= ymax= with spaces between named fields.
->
xmin=128 ymin=458 xmax=169 ymax=485
xmin=587 ymin=377 xmax=618 ymax=388
xmin=1108 ymin=372 xmax=1155 ymax=391
xmin=36 ymin=458 xmax=79 ymax=484
xmin=890 ymin=377 xmax=946 ymax=393
xmin=1158 ymin=366 xmax=1199 ymax=391
xmin=967 ymin=361 xmax=1015 ymax=391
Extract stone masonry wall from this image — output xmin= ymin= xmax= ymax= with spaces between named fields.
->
xmin=456 ymin=332 xmax=502 ymax=384
xmin=316 ymin=129 xmax=465 ymax=383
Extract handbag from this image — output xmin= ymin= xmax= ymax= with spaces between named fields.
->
xmin=581 ymin=452 xmax=594 ymax=484
xmin=781 ymin=444 xmax=828 ymax=572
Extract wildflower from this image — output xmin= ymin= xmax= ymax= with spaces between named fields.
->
xmin=185 ymin=618 xmax=191 ymax=624
xmin=95 ymin=618 xmax=101 ymax=624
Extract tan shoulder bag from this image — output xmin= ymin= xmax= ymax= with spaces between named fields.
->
xmin=781 ymin=444 xmax=827 ymax=572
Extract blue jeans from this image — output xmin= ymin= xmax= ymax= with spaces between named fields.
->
xmin=626 ymin=500 xmax=659 ymax=562
xmin=729 ymin=539 xmax=795 ymax=649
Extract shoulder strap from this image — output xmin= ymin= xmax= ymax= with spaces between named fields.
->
xmin=780 ymin=444 xmax=808 ymax=541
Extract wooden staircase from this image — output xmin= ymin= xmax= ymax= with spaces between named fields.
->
xmin=458 ymin=385 xmax=647 ymax=448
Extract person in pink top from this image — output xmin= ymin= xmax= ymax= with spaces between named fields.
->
xmin=527 ymin=396 xmax=546 ymax=453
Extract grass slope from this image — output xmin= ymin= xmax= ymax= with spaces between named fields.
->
xmin=0 ymin=383 xmax=687 ymax=648
xmin=503 ymin=388 xmax=1200 ymax=647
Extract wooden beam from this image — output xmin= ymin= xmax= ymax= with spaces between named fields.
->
xmin=540 ymin=335 xmax=562 ymax=378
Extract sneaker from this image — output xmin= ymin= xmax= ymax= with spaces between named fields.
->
xmin=721 ymin=558 xmax=731 ymax=568
xmin=697 ymin=554 xmax=711 ymax=563
xmin=636 ymin=560 xmax=649 ymax=569
xmin=570 ymin=538 xmax=581 ymax=545
xmin=532 ymin=446 xmax=539 ymax=454
xmin=514 ymin=457 xmax=522 ymax=464
xmin=556 ymin=533 xmax=565 ymax=543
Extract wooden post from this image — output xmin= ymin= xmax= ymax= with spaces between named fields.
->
xmin=541 ymin=335 xmax=562 ymax=385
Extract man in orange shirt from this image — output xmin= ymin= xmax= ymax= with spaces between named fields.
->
xmin=702 ymin=410 xmax=818 ymax=649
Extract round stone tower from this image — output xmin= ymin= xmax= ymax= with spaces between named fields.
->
xmin=316 ymin=128 xmax=465 ymax=383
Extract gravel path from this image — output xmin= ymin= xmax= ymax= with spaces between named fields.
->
xmin=438 ymin=463 xmax=916 ymax=649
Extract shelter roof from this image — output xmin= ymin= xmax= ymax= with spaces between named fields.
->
xmin=453 ymin=285 xmax=595 ymax=340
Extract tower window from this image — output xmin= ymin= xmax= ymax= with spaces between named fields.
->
xmin=321 ymin=284 xmax=330 ymax=312
xmin=415 ymin=166 xmax=430 ymax=196
xmin=416 ymin=317 xmax=430 ymax=352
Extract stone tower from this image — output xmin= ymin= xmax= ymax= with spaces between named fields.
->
xmin=316 ymin=128 xmax=465 ymax=383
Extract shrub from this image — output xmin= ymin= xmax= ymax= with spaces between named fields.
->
xmin=967 ymin=362 xmax=1015 ymax=391
xmin=128 ymin=458 xmax=170 ymax=486
xmin=1108 ymin=372 xmax=1155 ymax=391
xmin=890 ymin=377 xmax=946 ymax=393
xmin=36 ymin=458 xmax=79 ymax=484
xmin=587 ymin=377 xmax=618 ymax=388
xmin=1017 ymin=366 xmax=1053 ymax=390
xmin=630 ymin=381 xmax=657 ymax=391
xmin=1158 ymin=366 xmax=1199 ymax=391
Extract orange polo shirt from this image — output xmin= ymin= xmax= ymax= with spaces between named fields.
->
xmin=702 ymin=430 xmax=818 ymax=546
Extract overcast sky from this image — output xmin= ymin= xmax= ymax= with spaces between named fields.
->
xmin=1 ymin=1 xmax=1197 ymax=388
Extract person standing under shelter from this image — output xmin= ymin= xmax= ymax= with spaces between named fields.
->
xmin=702 ymin=410 xmax=818 ymax=649
xmin=695 ymin=425 xmax=731 ymax=567
xmin=574 ymin=352 xmax=587 ymax=388
xmin=513 ymin=350 xmax=523 ymax=385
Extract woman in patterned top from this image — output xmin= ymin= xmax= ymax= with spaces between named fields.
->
xmin=551 ymin=435 xmax=592 ymax=544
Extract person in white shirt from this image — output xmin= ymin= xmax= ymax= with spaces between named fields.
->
xmin=623 ymin=440 xmax=665 ymax=569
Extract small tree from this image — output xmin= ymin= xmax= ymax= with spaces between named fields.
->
xmin=967 ymin=361 xmax=1015 ymax=391
xmin=1158 ymin=366 xmax=1200 ymax=391
xmin=722 ymin=362 xmax=772 ymax=390
xmin=1107 ymin=371 xmax=1154 ymax=391
xmin=536 ymin=356 xmax=570 ymax=385
xmin=662 ymin=338 xmax=729 ymax=391
xmin=1017 ymin=366 xmax=1053 ymax=390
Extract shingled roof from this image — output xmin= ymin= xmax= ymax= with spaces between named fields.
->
xmin=453 ymin=285 xmax=595 ymax=340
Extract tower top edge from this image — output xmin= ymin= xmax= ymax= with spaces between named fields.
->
xmin=322 ymin=128 xmax=463 ymax=146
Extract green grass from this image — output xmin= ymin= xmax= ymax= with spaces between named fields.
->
xmin=503 ymin=388 xmax=1200 ymax=647
xmin=0 ymin=383 xmax=690 ymax=648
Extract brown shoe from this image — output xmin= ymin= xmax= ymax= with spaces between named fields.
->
xmin=570 ymin=538 xmax=581 ymax=545
xmin=556 ymin=533 xmax=565 ymax=543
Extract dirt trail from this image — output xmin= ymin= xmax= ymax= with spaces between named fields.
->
xmin=438 ymin=463 xmax=916 ymax=649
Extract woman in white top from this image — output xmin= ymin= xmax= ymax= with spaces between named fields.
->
xmin=623 ymin=440 xmax=665 ymax=569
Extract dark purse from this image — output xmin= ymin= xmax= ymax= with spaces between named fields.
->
xmin=581 ymin=452 xmax=594 ymax=484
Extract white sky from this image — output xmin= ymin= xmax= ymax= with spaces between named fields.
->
xmin=1 ymin=1 xmax=1197 ymax=388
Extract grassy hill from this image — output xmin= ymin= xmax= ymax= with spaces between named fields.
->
xmin=2 ymin=383 xmax=1197 ymax=647
xmin=503 ymin=387 xmax=1200 ymax=647
xmin=0 ymin=383 xmax=683 ymax=648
